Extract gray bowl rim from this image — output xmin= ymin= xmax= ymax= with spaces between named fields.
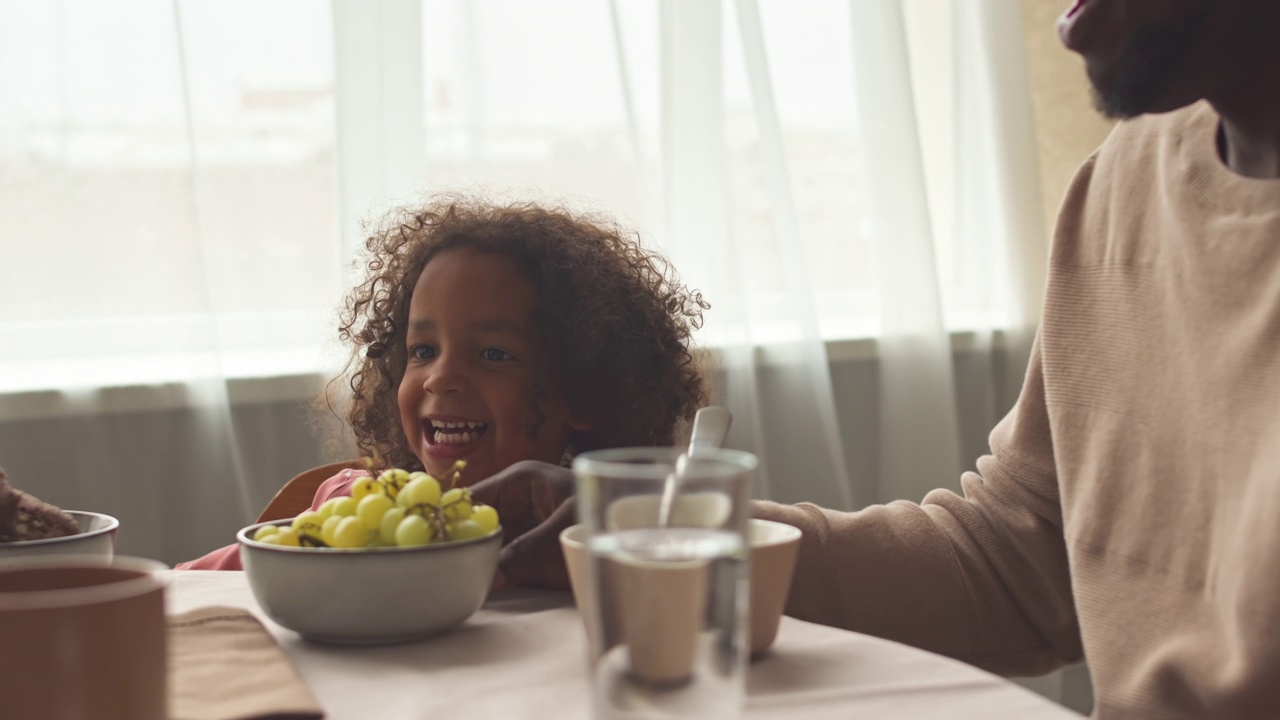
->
xmin=0 ymin=510 xmax=119 ymax=549
xmin=237 ymin=518 xmax=501 ymax=555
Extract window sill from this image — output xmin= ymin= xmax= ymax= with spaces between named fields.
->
xmin=0 ymin=371 xmax=330 ymax=422
xmin=0 ymin=330 xmax=1019 ymax=423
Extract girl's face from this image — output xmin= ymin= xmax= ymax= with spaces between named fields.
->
xmin=397 ymin=247 xmax=589 ymax=483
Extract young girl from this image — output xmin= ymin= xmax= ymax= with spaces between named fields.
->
xmin=179 ymin=196 xmax=708 ymax=570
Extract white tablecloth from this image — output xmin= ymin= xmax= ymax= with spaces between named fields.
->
xmin=166 ymin=571 xmax=1083 ymax=719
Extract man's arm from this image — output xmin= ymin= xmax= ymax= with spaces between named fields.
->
xmin=756 ymin=334 xmax=1082 ymax=676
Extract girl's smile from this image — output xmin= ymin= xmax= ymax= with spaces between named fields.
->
xmin=420 ymin=415 xmax=488 ymax=459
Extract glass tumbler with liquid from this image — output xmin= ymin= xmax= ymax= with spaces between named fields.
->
xmin=573 ymin=447 xmax=756 ymax=720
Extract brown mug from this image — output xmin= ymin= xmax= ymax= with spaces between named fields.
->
xmin=0 ymin=556 xmax=168 ymax=720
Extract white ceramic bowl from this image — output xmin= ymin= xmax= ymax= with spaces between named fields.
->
xmin=0 ymin=511 xmax=119 ymax=563
xmin=237 ymin=519 xmax=501 ymax=645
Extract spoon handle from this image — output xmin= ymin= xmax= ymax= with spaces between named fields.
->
xmin=657 ymin=406 xmax=734 ymax=528
xmin=688 ymin=406 xmax=732 ymax=456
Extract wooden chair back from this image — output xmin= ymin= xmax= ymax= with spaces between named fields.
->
xmin=255 ymin=459 xmax=362 ymax=524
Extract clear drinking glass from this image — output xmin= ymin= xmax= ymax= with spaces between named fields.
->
xmin=573 ymin=447 xmax=756 ymax=720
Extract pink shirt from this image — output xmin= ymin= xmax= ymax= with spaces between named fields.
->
xmin=175 ymin=468 xmax=371 ymax=571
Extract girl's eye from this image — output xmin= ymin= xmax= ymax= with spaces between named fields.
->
xmin=480 ymin=348 xmax=513 ymax=363
xmin=409 ymin=344 xmax=437 ymax=361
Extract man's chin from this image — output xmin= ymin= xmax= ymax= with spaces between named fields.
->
xmin=1086 ymin=55 xmax=1177 ymax=119
xmin=1090 ymin=77 xmax=1202 ymax=120
xmin=1091 ymin=85 xmax=1146 ymax=120
xmin=1087 ymin=2 xmax=1213 ymax=120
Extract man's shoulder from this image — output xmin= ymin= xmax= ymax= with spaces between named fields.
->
xmin=1093 ymin=101 xmax=1214 ymax=174
xmin=1053 ymin=102 xmax=1215 ymax=255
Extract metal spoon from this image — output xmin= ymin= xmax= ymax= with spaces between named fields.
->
xmin=656 ymin=406 xmax=733 ymax=528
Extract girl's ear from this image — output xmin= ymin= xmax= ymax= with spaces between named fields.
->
xmin=563 ymin=390 xmax=598 ymax=434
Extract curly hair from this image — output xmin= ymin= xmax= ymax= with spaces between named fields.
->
xmin=328 ymin=196 xmax=709 ymax=472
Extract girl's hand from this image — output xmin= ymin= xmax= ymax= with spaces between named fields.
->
xmin=468 ymin=460 xmax=577 ymax=591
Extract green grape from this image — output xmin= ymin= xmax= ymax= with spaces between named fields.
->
xmin=373 ymin=461 xmax=409 ymax=484
xmin=441 ymin=487 xmax=473 ymax=521
xmin=376 ymin=469 xmax=411 ymax=501
xmin=471 ymin=504 xmax=500 ymax=533
xmin=379 ymin=507 xmax=406 ymax=545
xmin=357 ymin=493 xmax=394 ymax=531
xmin=291 ymin=511 xmax=325 ymax=536
xmin=331 ymin=516 xmax=368 ymax=549
xmin=273 ymin=528 xmax=302 ymax=547
xmin=253 ymin=525 xmax=280 ymax=542
xmin=399 ymin=475 xmax=442 ymax=509
xmin=351 ymin=477 xmax=382 ymax=501
xmin=378 ymin=468 xmax=410 ymax=483
xmin=448 ymin=519 xmax=488 ymax=541
xmin=317 ymin=497 xmax=344 ymax=518
xmin=321 ymin=515 xmax=342 ymax=546
xmin=395 ymin=514 xmax=434 ymax=547
xmin=331 ymin=496 xmax=359 ymax=517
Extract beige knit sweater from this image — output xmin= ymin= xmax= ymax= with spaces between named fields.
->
xmin=755 ymin=101 xmax=1280 ymax=719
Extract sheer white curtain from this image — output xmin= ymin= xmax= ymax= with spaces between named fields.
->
xmin=0 ymin=0 xmax=1047 ymax=560
xmin=345 ymin=0 xmax=1047 ymax=510
xmin=0 ymin=0 xmax=345 ymax=563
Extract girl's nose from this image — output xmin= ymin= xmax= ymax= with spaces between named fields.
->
xmin=422 ymin=351 xmax=467 ymax=395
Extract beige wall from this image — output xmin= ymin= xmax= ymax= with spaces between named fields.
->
xmin=1020 ymin=0 xmax=1114 ymax=237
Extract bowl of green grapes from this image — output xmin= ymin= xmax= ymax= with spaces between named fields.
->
xmin=237 ymin=463 xmax=501 ymax=645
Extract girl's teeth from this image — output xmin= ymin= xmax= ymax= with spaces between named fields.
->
xmin=433 ymin=430 xmax=481 ymax=445
xmin=427 ymin=420 xmax=486 ymax=445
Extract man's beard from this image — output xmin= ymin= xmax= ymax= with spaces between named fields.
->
xmin=1091 ymin=4 xmax=1211 ymax=119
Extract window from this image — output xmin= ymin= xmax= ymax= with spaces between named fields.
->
xmin=1 ymin=0 xmax=1019 ymax=392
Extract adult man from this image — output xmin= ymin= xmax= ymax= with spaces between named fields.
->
xmin=475 ymin=2 xmax=1280 ymax=716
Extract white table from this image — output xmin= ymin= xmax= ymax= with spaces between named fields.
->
xmin=167 ymin=571 xmax=1083 ymax=719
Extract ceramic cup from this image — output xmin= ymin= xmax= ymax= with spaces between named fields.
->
xmin=0 ymin=555 xmax=168 ymax=720
xmin=562 ymin=517 xmax=801 ymax=658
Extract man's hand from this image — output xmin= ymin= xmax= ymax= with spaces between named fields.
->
xmin=469 ymin=460 xmax=577 ymax=591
